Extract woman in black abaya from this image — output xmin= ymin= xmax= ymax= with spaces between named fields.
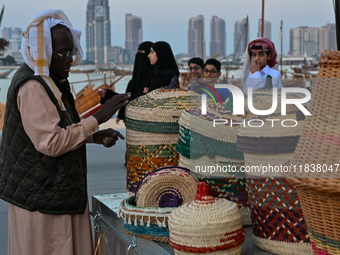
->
xmin=98 ymin=41 xmax=154 ymax=124
xmin=143 ymin=41 xmax=179 ymax=94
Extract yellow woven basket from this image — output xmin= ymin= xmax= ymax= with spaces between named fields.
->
xmin=289 ymin=50 xmax=340 ymax=254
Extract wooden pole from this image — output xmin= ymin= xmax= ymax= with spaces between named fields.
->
xmin=280 ymin=20 xmax=283 ymax=74
xmin=245 ymin=16 xmax=249 ymax=52
xmin=261 ymin=0 xmax=265 ymax=37
xmin=201 ymin=20 xmax=204 ymax=59
xmin=335 ymin=0 xmax=340 ymax=50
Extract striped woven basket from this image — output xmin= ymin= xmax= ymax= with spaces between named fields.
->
xmin=168 ymin=182 xmax=245 ymax=255
xmin=236 ymin=89 xmax=313 ymax=255
xmin=288 ymin=50 xmax=340 ymax=255
xmin=177 ymin=109 xmax=251 ymax=226
xmin=118 ymin=196 xmax=176 ymax=243
xmin=135 ymin=166 xmax=199 ymax=208
xmin=177 ymin=92 xmax=267 ymax=226
xmin=125 ymin=88 xmax=194 ymax=193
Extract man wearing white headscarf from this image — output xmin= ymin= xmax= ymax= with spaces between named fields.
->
xmin=0 ymin=10 xmax=130 ymax=255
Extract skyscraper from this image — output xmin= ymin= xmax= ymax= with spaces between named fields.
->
xmin=188 ymin=15 xmax=205 ymax=58
xmin=125 ymin=14 xmax=142 ymax=54
xmin=289 ymin=23 xmax=336 ymax=56
xmin=1 ymin=27 xmax=22 ymax=52
xmin=257 ymin=19 xmax=271 ymax=40
xmin=86 ymin=0 xmax=111 ymax=64
xmin=234 ymin=18 xmax=249 ymax=58
xmin=1 ymin=27 xmax=12 ymax=41
xmin=210 ymin=16 xmax=226 ymax=57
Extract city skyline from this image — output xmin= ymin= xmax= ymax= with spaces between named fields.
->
xmin=0 ymin=0 xmax=336 ymax=56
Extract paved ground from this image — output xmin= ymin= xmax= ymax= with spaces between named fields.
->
xmin=0 ymin=121 xmax=127 ymax=255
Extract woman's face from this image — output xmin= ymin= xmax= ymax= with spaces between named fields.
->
xmin=148 ymin=48 xmax=158 ymax=65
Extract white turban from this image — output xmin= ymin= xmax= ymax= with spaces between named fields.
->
xmin=21 ymin=9 xmax=83 ymax=76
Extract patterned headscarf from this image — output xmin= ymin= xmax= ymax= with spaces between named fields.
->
xmin=21 ymin=10 xmax=83 ymax=110
xmin=242 ymin=38 xmax=278 ymax=91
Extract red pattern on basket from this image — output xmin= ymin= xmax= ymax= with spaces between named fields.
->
xmin=251 ymin=204 xmax=309 ymax=242
xmin=169 ymin=228 xmax=245 ymax=253
xmin=311 ymin=242 xmax=332 ymax=255
xmin=248 ymin=178 xmax=301 ymax=209
xmin=304 ymin=128 xmax=340 ymax=145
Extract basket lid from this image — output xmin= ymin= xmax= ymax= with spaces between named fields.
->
xmin=125 ymin=88 xmax=193 ymax=134
xmin=168 ymin=182 xmax=245 ymax=253
xmin=135 ymin=166 xmax=199 ymax=208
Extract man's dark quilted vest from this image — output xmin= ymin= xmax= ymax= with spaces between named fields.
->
xmin=0 ymin=63 xmax=87 ymax=215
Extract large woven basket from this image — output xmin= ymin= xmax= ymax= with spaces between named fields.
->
xmin=236 ymin=88 xmax=313 ymax=254
xmin=177 ymin=98 xmax=252 ymax=226
xmin=168 ymin=182 xmax=245 ymax=255
xmin=135 ymin=166 xmax=199 ymax=208
xmin=118 ymin=196 xmax=176 ymax=243
xmin=125 ymin=88 xmax=194 ymax=193
xmin=289 ymin=50 xmax=340 ymax=254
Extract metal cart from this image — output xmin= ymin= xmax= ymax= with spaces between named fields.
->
xmin=91 ymin=193 xmax=274 ymax=255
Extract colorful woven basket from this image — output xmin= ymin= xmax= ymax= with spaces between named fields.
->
xmin=177 ymin=94 xmax=254 ymax=226
xmin=125 ymin=88 xmax=194 ymax=193
xmin=135 ymin=166 xmax=199 ymax=208
xmin=168 ymin=182 xmax=245 ymax=255
xmin=289 ymin=50 xmax=340 ymax=255
xmin=118 ymin=196 xmax=176 ymax=243
xmin=236 ymin=89 xmax=313 ymax=254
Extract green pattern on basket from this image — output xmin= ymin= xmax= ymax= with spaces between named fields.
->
xmin=177 ymin=125 xmax=244 ymax=160
xmin=308 ymin=226 xmax=340 ymax=252
xmin=248 ymin=177 xmax=302 ymax=210
xmin=125 ymin=117 xmax=180 ymax=133
xmin=123 ymin=223 xmax=169 ymax=237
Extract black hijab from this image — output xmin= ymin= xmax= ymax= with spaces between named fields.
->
xmin=116 ymin=41 xmax=153 ymax=120
xmin=147 ymin=41 xmax=179 ymax=91
xmin=127 ymin=41 xmax=153 ymax=99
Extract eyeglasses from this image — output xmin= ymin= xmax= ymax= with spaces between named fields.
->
xmin=53 ymin=47 xmax=77 ymax=60
xmin=204 ymin=69 xmax=218 ymax=74
xmin=189 ymin=66 xmax=201 ymax=71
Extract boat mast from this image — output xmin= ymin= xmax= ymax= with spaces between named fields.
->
xmin=261 ymin=0 xmax=265 ymax=37
xmin=280 ymin=20 xmax=283 ymax=74
xmin=245 ymin=16 xmax=248 ymax=52
xmin=201 ymin=20 xmax=204 ymax=59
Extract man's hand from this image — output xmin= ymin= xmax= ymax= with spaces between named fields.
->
xmin=143 ymin=87 xmax=149 ymax=94
xmin=250 ymin=61 xmax=261 ymax=74
xmin=93 ymin=128 xmax=125 ymax=147
xmin=93 ymin=93 xmax=130 ymax=125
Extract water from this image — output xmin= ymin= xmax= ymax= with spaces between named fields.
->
xmin=0 ymin=64 xmax=300 ymax=104
xmin=0 ymin=67 xmax=132 ymax=104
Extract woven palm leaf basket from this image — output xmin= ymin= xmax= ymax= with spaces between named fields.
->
xmin=288 ymin=50 xmax=340 ymax=255
xmin=135 ymin=166 xmax=199 ymax=208
xmin=168 ymin=182 xmax=245 ymax=255
xmin=125 ymin=87 xmax=194 ymax=193
xmin=177 ymin=93 xmax=270 ymax=226
xmin=236 ymin=88 xmax=313 ymax=255
xmin=118 ymin=166 xmax=199 ymax=243
xmin=118 ymin=196 xmax=175 ymax=243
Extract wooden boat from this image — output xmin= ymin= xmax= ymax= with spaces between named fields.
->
xmin=0 ymin=69 xmax=13 ymax=78
xmin=70 ymin=67 xmax=96 ymax=74
xmin=112 ymin=67 xmax=133 ymax=75
xmin=73 ymin=73 xmax=125 ymax=118
xmin=0 ymin=102 xmax=5 ymax=130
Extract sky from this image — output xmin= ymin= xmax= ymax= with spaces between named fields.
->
xmin=0 ymin=0 xmax=336 ymax=57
